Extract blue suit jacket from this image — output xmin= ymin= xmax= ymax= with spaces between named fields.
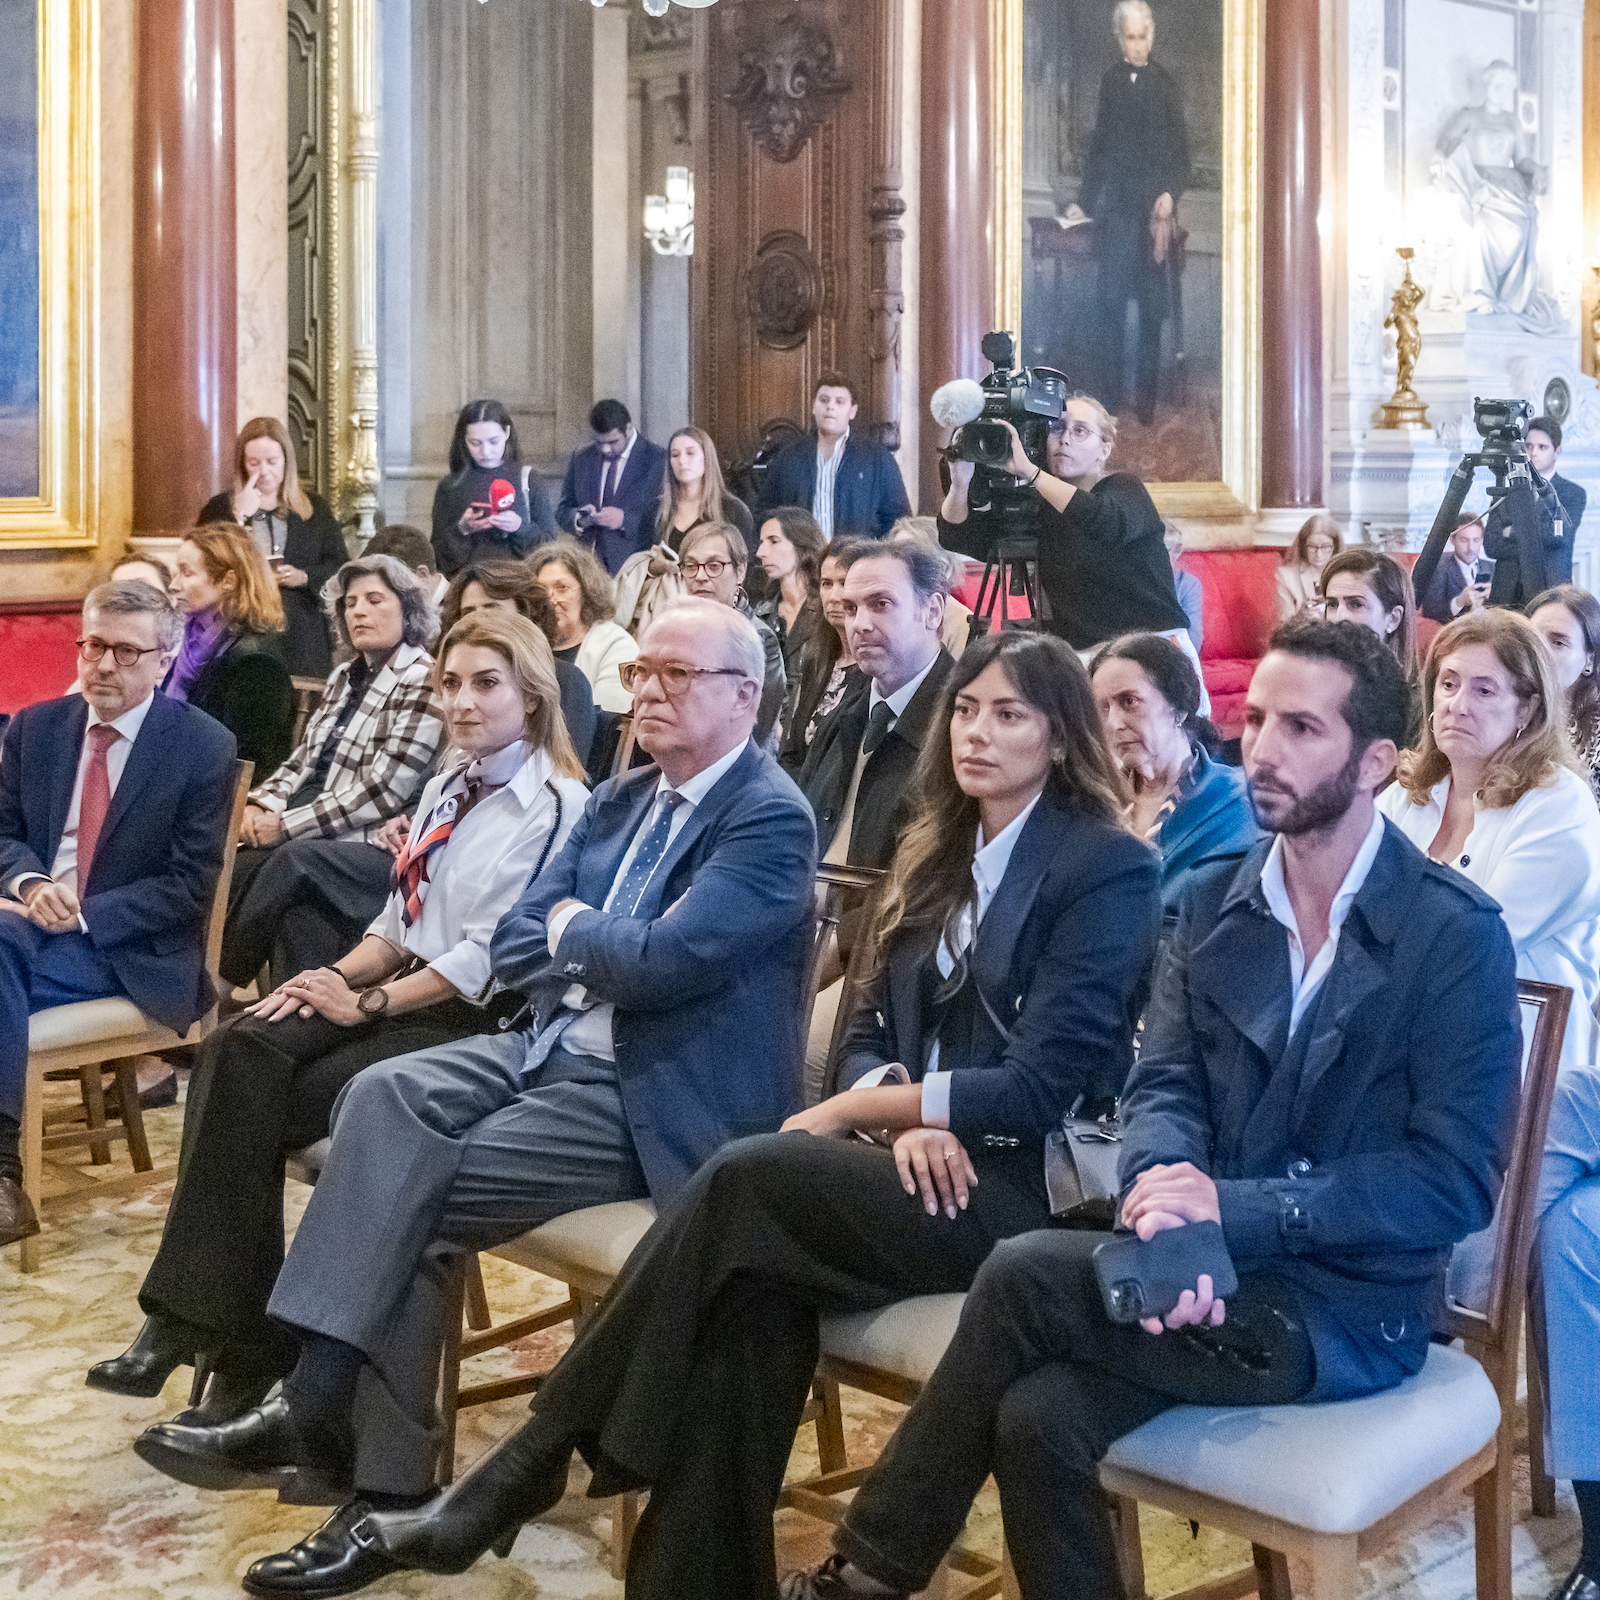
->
xmin=837 ymin=793 xmax=1161 ymax=1137
xmin=555 ymin=435 xmax=670 ymax=573
xmin=1122 ymin=821 xmax=1521 ymax=1401
xmin=761 ymin=432 xmax=912 ymax=539
xmin=489 ymin=740 xmax=818 ymax=1202
xmin=1156 ymin=747 xmax=1263 ymax=914
xmin=0 ymin=693 xmax=238 ymax=1031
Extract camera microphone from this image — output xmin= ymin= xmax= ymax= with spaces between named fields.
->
xmin=930 ymin=378 xmax=986 ymax=431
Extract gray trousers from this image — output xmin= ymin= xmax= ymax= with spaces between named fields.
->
xmin=266 ymin=1035 xmax=649 ymax=1494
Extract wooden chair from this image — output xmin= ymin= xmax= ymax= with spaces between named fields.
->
xmin=289 ymin=675 xmax=326 ymax=747
xmin=1096 ymin=979 xmax=1568 ymax=1600
xmin=16 ymin=759 xmax=255 ymax=1273
xmin=609 ymin=713 xmax=636 ymax=779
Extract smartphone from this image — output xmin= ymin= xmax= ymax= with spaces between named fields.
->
xmin=1092 ymin=1221 xmax=1238 ymax=1325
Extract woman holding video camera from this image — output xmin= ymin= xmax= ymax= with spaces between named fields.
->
xmin=936 ymin=397 xmax=1194 ymax=666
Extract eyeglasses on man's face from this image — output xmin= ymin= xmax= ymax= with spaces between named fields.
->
xmin=680 ymin=558 xmax=731 ymax=579
xmin=77 ymin=637 xmax=163 ymax=668
xmin=618 ymin=657 xmax=749 ymax=699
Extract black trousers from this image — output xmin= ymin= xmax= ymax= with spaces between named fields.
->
xmin=221 ymin=839 xmax=396 ymax=988
xmin=138 ymin=998 xmax=495 ymax=1368
xmin=836 ymin=1229 xmax=1315 ymax=1600
xmin=515 ymin=1130 xmax=1055 ymax=1600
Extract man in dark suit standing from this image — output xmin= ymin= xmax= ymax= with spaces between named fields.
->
xmin=0 ymin=580 xmax=237 ymax=1246
xmin=555 ymin=399 xmax=669 ymax=575
xmin=1484 ymin=414 xmax=1587 ymax=605
xmin=761 ymin=373 xmax=912 ymax=540
xmin=137 ymin=597 xmax=819 ymax=1593
xmin=798 ymin=535 xmax=952 ymax=872
xmin=1418 ymin=513 xmax=1494 ymax=623
xmin=1077 ymin=0 xmax=1189 ymax=424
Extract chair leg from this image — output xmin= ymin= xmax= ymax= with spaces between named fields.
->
xmin=1252 ymin=1545 xmax=1293 ymax=1600
xmin=78 ymin=1062 xmax=111 ymax=1165
xmin=463 ymin=1254 xmax=492 ymax=1332
xmin=19 ymin=1050 xmax=42 ymax=1273
xmin=437 ymin=1256 xmax=467 ymax=1487
xmin=610 ymin=1489 xmax=640 ymax=1581
xmin=812 ymin=1372 xmax=848 ymax=1475
xmin=1105 ymin=1493 xmax=1146 ymax=1600
xmin=1302 ymin=1533 xmax=1359 ymax=1600
xmin=1473 ymin=1455 xmax=1514 ymax=1600
xmin=111 ymin=1058 xmax=153 ymax=1173
xmin=1526 ymin=1297 xmax=1558 ymax=1517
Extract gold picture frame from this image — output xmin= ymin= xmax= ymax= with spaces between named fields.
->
xmin=993 ymin=0 xmax=1260 ymax=517
xmin=0 ymin=0 xmax=98 ymax=552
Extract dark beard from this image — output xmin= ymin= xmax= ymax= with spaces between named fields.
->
xmin=1248 ymin=747 xmax=1363 ymax=836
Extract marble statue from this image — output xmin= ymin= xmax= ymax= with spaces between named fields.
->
xmin=1430 ymin=60 xmax=1562 ymax=332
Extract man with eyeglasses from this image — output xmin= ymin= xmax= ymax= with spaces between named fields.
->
xmin=0 ymin=579 xmax=237 ymax=1246
xmin=142 ymin=596 xmax=819 ymax=1595
xmin=938 ymin=394 xmax=1199 ymax=699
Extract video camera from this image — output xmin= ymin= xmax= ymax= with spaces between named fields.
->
xmin=1461 ymin=396 xmax=1533 ymax=496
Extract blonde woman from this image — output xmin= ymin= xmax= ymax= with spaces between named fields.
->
xmin=165 ymin=524 xmax=296 ymax=774
xmin=1275 ymin=512 xmax=1340 ymax=621
xmin=199 ymin=417 xmax=348 ymax=676
xmin=1379 ymin=608 xmax=1600 ymax=1066
xmin=90 ymin=610 xmax=588 ymax=1426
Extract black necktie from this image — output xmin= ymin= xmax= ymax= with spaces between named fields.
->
xmin=861 ymin=700 xmax=895 ymax=757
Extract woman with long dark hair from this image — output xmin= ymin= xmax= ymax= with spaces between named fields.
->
xmin=1527 ymin=583 xmax=1600 ymax=798
xmin=354 ymin=629 xmax=1163 ymax=1599
xmin=781 ymin=541 xmax=860 ymax=773
xmin=430 ymin=399 xmax=557 ymax=576
xmin=1320 ymin=546 xmax=1423 ymax=744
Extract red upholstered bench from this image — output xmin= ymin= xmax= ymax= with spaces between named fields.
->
xmin=1175 ymin=549 xmax=1282 ymax=738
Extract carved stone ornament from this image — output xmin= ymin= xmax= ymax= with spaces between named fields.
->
xmin=745 ymin=232 xmax=825 ymax=349
xmin=725 ymin=14 xmax=850 ymax=162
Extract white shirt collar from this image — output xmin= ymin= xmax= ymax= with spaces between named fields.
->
xmin=870 ymin=649 xmax=941 ymax=721
xmin=972 ymin=793 xmax=1042 ymax=900
xmin=1259 ymin=809 xmax=1386 ymax=1033
xmin=817 ymin=425 xmax=850 ymax=463
xmin=87 ymin=691 xmax=157 ymax=743
xmin=661 ymin=737 xmax=749 ymax=809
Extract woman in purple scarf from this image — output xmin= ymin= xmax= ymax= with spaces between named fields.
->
xmin=164 ymin=524 xmax=297 ymax=774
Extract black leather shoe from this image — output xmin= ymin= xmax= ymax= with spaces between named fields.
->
xmin=1550 ymin=1571 xmax=1600 ymax=1600
xmin=779 ymin=1553 xmax=909 ymax=1599
xmin=0 ymin=1174 xmax=39 ymax=1249
xmin=133 ymin=1395 xmax=312 ymax=1493
xmin=86 ymin=1313 xmax=201 ymax=1398
xmin=365 ymin=1418 xmax=571 ymax=1574
xmin=243 ymin=1499 xmax=400 ymax=1598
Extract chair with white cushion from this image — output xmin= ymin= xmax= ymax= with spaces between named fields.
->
xmin=16 ymin=759 xmax=253 ymax=1273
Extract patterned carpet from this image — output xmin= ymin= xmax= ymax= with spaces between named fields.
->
xmin=0 ymin=1084 xmax=1583 ymax=1600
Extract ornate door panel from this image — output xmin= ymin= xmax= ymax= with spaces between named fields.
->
xmin=287 ymin=0 xmax=326 ymax=497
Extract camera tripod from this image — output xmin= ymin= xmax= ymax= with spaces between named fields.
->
xmin=1410 ymin=451 xmax=1545 ymax=612
xmin=969 ymin=538 xmax=1052 ymax=635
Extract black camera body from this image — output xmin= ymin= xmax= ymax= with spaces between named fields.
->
xmin=1464 ymin=396 xmax=1533 ymax=495
xmin=949 ymin=331 xmax=1070 ymax=472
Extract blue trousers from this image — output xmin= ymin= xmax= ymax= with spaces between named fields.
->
xmin=0 ymin=912 xmax=127 ymax=1123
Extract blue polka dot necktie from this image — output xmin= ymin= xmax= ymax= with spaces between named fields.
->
xmin=614 ymin=790 xmax=685 ymax=917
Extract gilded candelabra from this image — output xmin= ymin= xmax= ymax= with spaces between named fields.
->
xmin=1379 ymin=249 xmax=1430 ymax=429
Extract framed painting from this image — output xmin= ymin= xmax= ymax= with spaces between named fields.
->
xmin=0 ymin=0 xmax=98 ymax=550
xmin=996 ymin=0 xmax=1259 ymax=516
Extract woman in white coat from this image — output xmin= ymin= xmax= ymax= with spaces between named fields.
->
xmin=1377 ymin=607 xmax=1600 ymax=1069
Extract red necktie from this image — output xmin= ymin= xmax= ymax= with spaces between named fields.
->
xmin=76 ymin=724 xmax=121 ymax=891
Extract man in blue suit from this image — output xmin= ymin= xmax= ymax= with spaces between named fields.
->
xmin=0 ymin=580 xmax=237 ymax=1246
xmin=140 ymin=597 xmax=818 ymax=1591
xmin=761 ymin=372 xmax=913 ymax=540
xmin=554 ymin=399 xmax=669 ymax=574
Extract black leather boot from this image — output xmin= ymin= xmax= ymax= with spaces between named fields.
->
xmin=362 ymin=1418 xmax=573 ymax=1574
xmin=86 ymin=1313 xmax=202 ymax=1398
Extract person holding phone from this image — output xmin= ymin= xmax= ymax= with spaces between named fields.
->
xmin=430 ymin=399 xmax=555 ymax=577
xmin=199 ymin=418 xmax=347 ymax=678
xmin=1418 ymin=514 xmax=1494 ymax=623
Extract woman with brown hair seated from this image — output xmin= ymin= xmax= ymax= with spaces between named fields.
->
xmin=86 ymin=610 xmax=589 ymax=1425
xmin=165 ymin=523 xmax=297 ymax=776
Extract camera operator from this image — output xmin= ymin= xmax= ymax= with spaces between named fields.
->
xmin=1481 ymin=415 xmax=1586 ymax=607
xmin=937 ymin=395 xmax=1193 ymax=660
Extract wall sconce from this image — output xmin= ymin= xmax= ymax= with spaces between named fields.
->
xmin=644 ymin=166 xmax=694 ymax=256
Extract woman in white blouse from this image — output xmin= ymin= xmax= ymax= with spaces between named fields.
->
xmin=86 ymin=610 xmax=589 ymax=1428
xmin=1378 ymin=608 xmax=1600 ymax=1067
xmin=529 ymin=538 xmax=639 ymax=715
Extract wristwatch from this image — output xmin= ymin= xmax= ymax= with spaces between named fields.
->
xmin=357 ymin=985 xmax=391 ymax=1017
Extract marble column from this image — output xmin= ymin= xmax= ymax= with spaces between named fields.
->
xmin=1260 ymin=0 xmax=1322 ymax=511
xmin=918 ymin=0 xmax=993 ymax=515
xmin=132 ymin=0 xmax=237 ymax=536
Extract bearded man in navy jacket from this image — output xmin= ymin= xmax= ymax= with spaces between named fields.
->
xmin=0 ymin=580 xmax=237 ymax=1246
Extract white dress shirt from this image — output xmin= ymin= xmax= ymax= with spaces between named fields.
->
xmin=366 ymin=741 xmax=587 ymax=1002
xmin=1259 ymin=808 xmax=1385 ymax=1036
xmin=852 ymin=793 xmax=1043 ymax=1130
xmin=598 ymin=429 xmax=638 ymax=507
xmin=548 ymin=738 xmax=750 ymax=1060
xmin=10 ymin=693 xmax=157 ymax=919
xmin=813 ymin=427 xmax=850 ymax=542
xmin=823 ymin=650 xmax=942 ymax=867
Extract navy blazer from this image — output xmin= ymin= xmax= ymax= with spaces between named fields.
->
xmin=836 ymin=793 xmax=1162 ymax=1140
xmin=555 ymin=435 xmax=670 ymax=573
xmin=760 ymin=432 xmax=912 ymax=539
xmin=1484 ymin=471 xmax=1586 ymax=602
xmin=489 ymin=740 xmax=818 ymax=1202
xmin=0 ymin=693 xmax=239 ymax=1032
xmin=1418 ymin=554 xmax=1494 ymax=624
xmin=1122 ymin=820 xmax=1521 ymax=1402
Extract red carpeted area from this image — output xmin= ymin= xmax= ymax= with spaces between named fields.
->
xmin=1 ymin=608 xmax=81 ymax=714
